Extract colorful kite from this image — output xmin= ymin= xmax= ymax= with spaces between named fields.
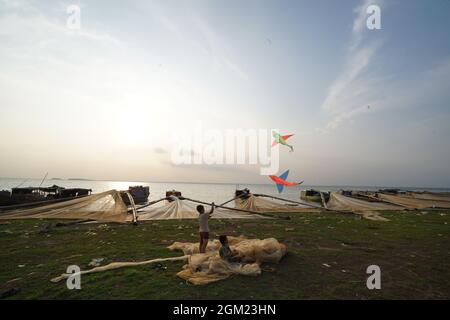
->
xmin=269 ymin=170 xmax=303 ymax=193
xmin=272 ymin=131 xmax=294 ymax=152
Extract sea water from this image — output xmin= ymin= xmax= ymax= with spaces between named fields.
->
xmin=1 ymin=177 xmax=449 ymax=204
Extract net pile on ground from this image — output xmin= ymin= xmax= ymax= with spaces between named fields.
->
xmin=0 ymin=190 xmax=128 ymax=223
xmin=326 ymin=192 xmax=404 ymax=221
xmin=168 ymin=236 xmax=287 ymax=285
xmin=136 ymin=198 xmax=268 ymax=221
xmin=376 ymin=192 xmax=450 ymax=209
xmin=235 ymin=194 xmax=319 ymax=213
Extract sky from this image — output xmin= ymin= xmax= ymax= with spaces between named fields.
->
xmin=0 ymin=0 xmax=450 ymax=187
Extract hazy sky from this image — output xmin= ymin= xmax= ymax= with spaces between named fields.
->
xmin=1 ymin=0 xmax=450 ymax=187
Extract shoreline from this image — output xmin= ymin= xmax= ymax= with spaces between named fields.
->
xmin=0 ymin=177 xmax=449 ymax=192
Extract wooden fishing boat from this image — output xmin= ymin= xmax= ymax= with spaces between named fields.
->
xmin=121 ymin=186 xmax=150 ymax=205
xmin=165 ymin=190 xmax=182 ymax=202
xmin=0 ymin=185 xmax=92 ymax=208
xmin=235 ymin=188 xmax=251 ymax=199
xmin=300 ymin=189 xmax=329 ymax=203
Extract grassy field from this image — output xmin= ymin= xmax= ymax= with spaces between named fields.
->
xmin=0 ymin=209 xmax=449 ymax=299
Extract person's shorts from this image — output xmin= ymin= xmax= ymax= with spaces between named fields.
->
xmin=199 ymin=232 xmax=209 ymax=240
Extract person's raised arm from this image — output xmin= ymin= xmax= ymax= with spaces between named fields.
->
xmin=209 ymin=202 xmax=215 ymax=215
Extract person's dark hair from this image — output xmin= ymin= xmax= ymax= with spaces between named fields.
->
xmin=219 ymin=235 xmax=228 ymax=244
xmin=196 ymin=205 xmax=204 ymax=213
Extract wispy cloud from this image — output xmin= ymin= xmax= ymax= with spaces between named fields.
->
xmin=321 ymin=0 xmax=383 ymax=130
xmin=321 ymin=43 xmax=379 ymax=122
xmin=0 ymin=0 xmax=122 ymax=55
xmin=320 ymin=0 xmax=450 ymax=133
xmin=143 ymin=1 xmax=248 ymax=80
xmin=193 ymin=17 xmax=248 ymax=80
xmin=351 ymin=0 xmax=375 ymax=47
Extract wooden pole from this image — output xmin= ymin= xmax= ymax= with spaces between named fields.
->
xmin=253 ymin=193 xmax=353 ymax=215
xmin=136 ymin=197 xmax=169 ymax=210
xmin=180 ymin=197 xmax=288 ymax=220
xmin=320 ymin=192 xmax=328 ymax=209
xmin=219 ymin=195 xmax=241 ymax=206
xmin=253 ymin=193 xmax=322 ymax=209
xmin=125 ymin=191 xmax=138 ymax=224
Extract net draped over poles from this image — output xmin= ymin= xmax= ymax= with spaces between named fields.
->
xmin=168 ymin=236 xmax=287 ymax=285
xmin=136 ymin=198 xmax=268 ymax=221
xmin=0 ymin=190 xmax=128 ymax=223
xmin=0 ymin=191 xmax=269 ymax=223
xmin=235 ymin=194 xmax=319 ymax=212
xmin=376 ymin=192 xmax=450 ymax=209
xmin=326 ymin=192 xmax=404 ymax=221
xmin=404 ymin=191 xmax=450 ymax=201
xmin=3 ymin=189 xmax=449 ymax=224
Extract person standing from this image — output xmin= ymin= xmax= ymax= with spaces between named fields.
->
xmin=197 ymin=203 xmax=214 ymax=253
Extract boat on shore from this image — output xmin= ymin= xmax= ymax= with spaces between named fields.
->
xmin=235 ymin=188 xmax=251 ymax=199
xmin=300 ymin=189 xmax=330 ymax=204
xmin=0 ymin=185 xmax=92 ymax=208
xmin=121 ymin=186 xmax=150 ymax=205
xmin=165 ymin=190 xmax=182 ymax=202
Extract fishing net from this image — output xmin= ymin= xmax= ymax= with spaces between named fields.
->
xmin=137 ymin=198 xmax=268 ymax=221
xmin=51 ymin=236 xmax=286 ymax=285
xmin=51 ymin=255 xmax=188 ymax=283
xmin=235 ymin=194 xmax=319 ymax=212
xmin=326 ymin=192 xmax=404 ymax=221
xmin=406 ymin=192 xmax=450 ymax=202
xmin=168 ymin=236 xmax=287 ymax=285
xmin=0 ymin=192 xmax=268 ymax=223
xmin=377 ymin=193 xmax=450 ymax=209
xmin=0 ymin=190 xmax=129 ymax=223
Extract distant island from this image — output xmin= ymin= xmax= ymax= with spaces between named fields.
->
xmin=67 ymin=178 xmax=92 ymax=181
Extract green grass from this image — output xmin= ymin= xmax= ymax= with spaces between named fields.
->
xmin=0 ymin=209 xmax=449 ymax=299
